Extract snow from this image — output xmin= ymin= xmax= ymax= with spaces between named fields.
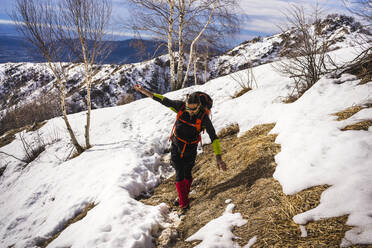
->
xmin=0 ymin=45 xmax=371 ymax=247
xmin=300 ymin=225 xmax=308 ymax=238
xmin=272 ymin=74 xmax=372 ymax=244
xmin=185 ymin=203 xmax=248 ymax=248
xmin=243 ymin=236 xmax=257 ymax=248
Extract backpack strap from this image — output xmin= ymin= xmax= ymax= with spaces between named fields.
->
xmin=177 ymin=109 xmax=206 ymax=132
xmin=170 ymin=107 xmax=207 ymax=158
xmin=169 ymin=104 xmax=185 ymax=141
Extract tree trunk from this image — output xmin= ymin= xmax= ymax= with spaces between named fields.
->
xmin=57 ymin=79 xmax=84 ymax=154
xmin=167 ymin=0 xmax=176 ymax=91
xmin=182 ymin=4 xmax=216 ymax=89
xmin=176 ymin=0 xmax=185 ymax=90
xmin=193 ymin=55 xmax=198 ymax=85
xmin=85 ymin=74 xmax=91 ymax=149
xmin=204 ymin=46 xmax=209 ymax=83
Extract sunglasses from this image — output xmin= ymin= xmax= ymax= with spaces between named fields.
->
xmin=185 ymin=105 xmax=200 ymax=111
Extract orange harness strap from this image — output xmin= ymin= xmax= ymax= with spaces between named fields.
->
xmin=169 ymin=109 xmax=184 ymax=142
xmin=169 ymin=107 xmax=207 ymax=158
xmin=174 ymin=134 xmax=201 ymax=158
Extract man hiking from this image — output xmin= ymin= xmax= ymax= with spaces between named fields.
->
xmin=133 ymin=84 xmax=227 ymax=211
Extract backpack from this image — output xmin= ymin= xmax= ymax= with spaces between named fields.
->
xmin=170 ymin=92 xmax=213 ymax=158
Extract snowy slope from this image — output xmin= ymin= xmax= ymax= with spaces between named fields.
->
xmin=0 ymin=45 xmax=371 ymax=247
xmin=0 ymin=57 xmax=171 ymax=115
xmin=208 ymin=14 xmax=369 ymax=77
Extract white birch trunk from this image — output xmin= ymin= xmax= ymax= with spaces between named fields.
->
xmin=193 ymin=55 xmax=198 ymax=85
xmin=167 ymin=0 xmax=177 ymax=91
xmin=181 ymin=3 xmax=216 ymax=89
xmin=51 ymin=66 xmax=84 ymax=154
xmin=176 ymin=0 xmax=185 ymax=90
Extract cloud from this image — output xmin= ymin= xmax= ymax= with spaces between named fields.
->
xmin=237 ymin=0 xmax=292 ymax=18
xmin=0 ymin=19 xmax=17 ymax=25
xmin=110 ymin=30 xmax=154 ymax=39
xmin=0 ymin=0 xmax=357 ymax=45
xmin=236 ymin=0 xmax=352 ymax=38
xmin=0 ymin=17 xmax=149 ymax=40
xmin=241 ymin=15 xmax=286 ymax=34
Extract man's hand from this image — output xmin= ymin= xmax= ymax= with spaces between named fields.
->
xmin=133 ymin=84 xmax=144 ymax=93
xmin=133 ymin=84 xmax=152 ymax=98
xmin=216 ymin=155 xmax=227 ymax=171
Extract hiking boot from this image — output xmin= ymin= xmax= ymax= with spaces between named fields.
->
xmin=173 ymin=197 xmax=179 ymax=207
xmin=177 ymin=204 xmax=190 ymax=215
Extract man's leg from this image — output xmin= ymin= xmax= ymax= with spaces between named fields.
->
xmin=171 ymin=150 xmax=189 ymax=208
xmin=183 ymin=153 xmax=196 ymax=203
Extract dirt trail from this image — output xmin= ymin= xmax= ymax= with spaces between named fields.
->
xmin=141 ymin=123 xmax=371 ymax=248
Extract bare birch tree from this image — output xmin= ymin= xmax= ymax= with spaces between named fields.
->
xmin=12 ymin=0 xmax=84 ymax=154
xmin=12 ymin=0 xmax=113 ymax=153
xmin=273 ymin=4 xmax=331 ymax=102
xmin=59 ymin=0 xmax=112 ymax=148
xmin=181 ymin=1 xmax=216 ymax=88
xmin=123 ymin=0 xmax=239 ymax=91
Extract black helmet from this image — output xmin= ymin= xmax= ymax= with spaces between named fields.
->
xmin=187 ymin=92 xmax=201 ymax=104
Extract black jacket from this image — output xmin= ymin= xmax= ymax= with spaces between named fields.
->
xmin=153 ymin=94 xmax=218 ymax=156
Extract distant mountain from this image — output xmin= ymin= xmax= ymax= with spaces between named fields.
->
xmin=105 ymin=39 xmax=167 ymax=64
xmin=0 ymin=36 xmax=44 ymax=63
xmin=0 ymin=36 xmax=166 ymax=64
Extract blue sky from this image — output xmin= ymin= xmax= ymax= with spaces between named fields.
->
xmin=0 ymin=0 xmax=352 ymax=46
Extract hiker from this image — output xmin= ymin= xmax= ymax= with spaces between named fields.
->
xmin=133 ymin=84 xmax=227 ymax=211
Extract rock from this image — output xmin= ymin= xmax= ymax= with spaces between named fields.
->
xmin=158 ymin=227 xmax=178 ymax=248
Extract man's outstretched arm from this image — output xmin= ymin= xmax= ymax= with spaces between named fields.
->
xmin=133 ymin=84 xmax=183 ymax=112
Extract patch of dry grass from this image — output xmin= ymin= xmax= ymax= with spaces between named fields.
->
xmin=0 ymin=121 xmax=47 ymax=148
xmin=346 ymin=60 xmax=372 ymax=85
xmin=282 ymin=94 xmax=301 ymax=104
xmin=359 ymin=73 xmax=372 ymax=85
xmin=40 ymin=202 xmax=96 ymax=248
xmin=27 ymin=121 xmax=47 ymax=133
xmin=333 ymin=106 xmax=363 ymax=121
xmin=233 ymin=88 xmax=252 ymax=98
xmin=141 ymin=123 xmax=371 ymax=248
xmin=0 ymin=131 xmax=17 ymax=148
xmin=217 ymin=123 xmax=239 ymax=138
xmin=232 ymin=179 xmax=357 ymax=248
xmin=333 ymin=105 xmax=372 ymax=131
xmin=342 ymin=120 xmax=372 ymax=131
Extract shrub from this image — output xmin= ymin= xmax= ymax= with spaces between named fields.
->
xmin=229 ymin=64 xmax=257 ymax=98
xmin=0 ymin=92 xmax=61 ymax=136
xmin=273 ymin=5 xmax=331 ymax=102
xmin=19 ymin=131 xmax=46 ymax=164
xmin=117 ymin=93 xmax=135 ymax=105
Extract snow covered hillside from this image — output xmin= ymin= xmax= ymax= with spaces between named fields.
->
xmin=0 ymin=14 xmax=369 ymax=116
xmin=208 ymin=14 xmax=370 ymax=77
xmin=0 ymin=44 xmax=371 ymax=247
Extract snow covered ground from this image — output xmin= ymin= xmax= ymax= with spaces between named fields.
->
xmin=0 ymin=46 xmax=371 ymax=247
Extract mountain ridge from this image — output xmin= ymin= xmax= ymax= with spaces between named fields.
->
xmin=0 ymin=36 xmax=166 ymax=64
